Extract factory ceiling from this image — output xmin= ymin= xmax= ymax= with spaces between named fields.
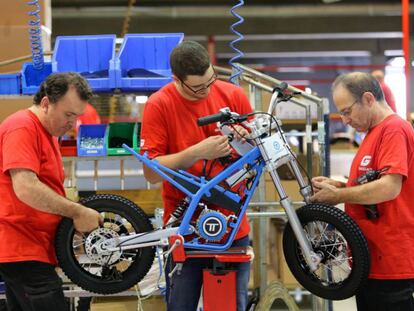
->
xmin=50 ymin=0 xmax=412 ymax=71
xmin=46 ymin=0 xmax=414 ymax=111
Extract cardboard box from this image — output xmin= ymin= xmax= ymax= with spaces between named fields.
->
xmin=1 ymin=0 xmax=51 ymax=28
xmin=264 ymin=176 xmax=304 ymax=287
xmin=0 ymin=25 xmax=51 ymax=73
xmin=0 ymin=96 xmax=32 ymax=122
xmin=275 ymin=220 xmax=301 ymax=287
xmin=265 ymin=176 xmax=304 ymax=203
xmin=276 ymin=153 xmax=320 ymax=180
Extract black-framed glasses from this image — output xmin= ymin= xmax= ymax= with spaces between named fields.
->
xmin=180 ymin=72 xmax=217 ymax=94
xmin=339 ymin=100 xmax=358 ymax=117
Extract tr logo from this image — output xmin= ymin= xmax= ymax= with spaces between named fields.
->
xmin=203 ymin=217 xmax=222 ymax=236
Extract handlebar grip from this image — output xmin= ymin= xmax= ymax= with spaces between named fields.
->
xmin=197 ymin=111 xmax=230 ymax=126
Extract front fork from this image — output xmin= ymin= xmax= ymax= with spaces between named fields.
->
xmin=268 ymin=167 xmax=321 ymax=272
xmin=255 ymin=131 xmax=321 ymax=271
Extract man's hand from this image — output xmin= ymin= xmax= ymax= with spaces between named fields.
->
xmin=311 ymin=176 xmax=345 ymax=193
xmin=192 ymin=135 xmax=232 ymax=160
xmin=231 ymin=125 xmax=249 ymax=143
xmin=73 ymin=206 xmax=103 ymax=233
xmin=310 ymin=181 xmax=341 ymax=205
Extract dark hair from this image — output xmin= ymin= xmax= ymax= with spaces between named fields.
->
xmin=33 ymin=72 xmax=93 ymax=105
xmin=170 ymin=41 xmax=211 ymax=80
xmin=332 ymin=72 xmax=384 ymax=102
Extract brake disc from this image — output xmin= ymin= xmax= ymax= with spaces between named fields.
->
xmin=85 ymin=228 xmax=122 ymax=265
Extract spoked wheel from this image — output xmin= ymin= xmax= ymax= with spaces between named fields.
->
xmin=283 ymin=203 xmax=370 ymax=300
xmin=55 ymin=194 xmax=155 ymax=294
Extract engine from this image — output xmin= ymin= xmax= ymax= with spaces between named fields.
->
xmin=196 ymin=209 xmax=228 ymax=241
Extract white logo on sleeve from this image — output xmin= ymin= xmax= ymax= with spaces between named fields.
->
xmin=140 ymin=139 xmax=145 ymax=147
xmin=360 ymin=155 xmax=372 ymax=167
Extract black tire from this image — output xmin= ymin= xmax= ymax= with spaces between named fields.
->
xmin=282 ymin=203 xmax=370 ymax=300
xmin=55 ymin=194 xmax=155 ymax=294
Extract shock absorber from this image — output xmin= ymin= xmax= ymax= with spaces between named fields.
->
xmin=165 ymin=197 xmax=190 ymax=226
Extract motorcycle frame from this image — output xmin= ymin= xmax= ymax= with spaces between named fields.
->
xmin=100 ymin=92 xmax=321 ymax=272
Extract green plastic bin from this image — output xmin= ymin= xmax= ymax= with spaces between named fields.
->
xmin=106 ymin=122 xmax=140 ymax=155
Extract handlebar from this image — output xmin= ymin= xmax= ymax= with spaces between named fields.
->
xmin=197 ymin=111 xmax=232 ymax=126
xmin=197 ymin=111 xmax=250 ymax=127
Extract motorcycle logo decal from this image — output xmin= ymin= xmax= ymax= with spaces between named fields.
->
xmin=203 ymin=216 xmax=222 ymax=237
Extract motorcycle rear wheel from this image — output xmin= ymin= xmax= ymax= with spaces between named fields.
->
xmin=55 ymin=194 xmax=155 ymax=294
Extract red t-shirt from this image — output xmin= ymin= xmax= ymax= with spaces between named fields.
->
xmin=380 ymin=82 xmax=397 ymax=113
xmin=75 ymin=103 xmax=101 ymax=132
xmin=0 ymin=109 xmax=65 ymax=265
xmin=140 ymin=80 xmax=252 ymax=239
xmin=346 ymin=114 xmax=414 ymax=279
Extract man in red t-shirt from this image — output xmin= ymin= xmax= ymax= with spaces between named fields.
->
xmin=311 ymin=72 xmax=414 ymax=310
xmin=0 ymin=73 xmax=102 ymax=311
xmin=140 ymin=41 xmax=252 ymax=311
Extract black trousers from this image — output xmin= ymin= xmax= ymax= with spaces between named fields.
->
xmin=356 ymin=278 xmax=414 ymax=311
xmin=0 ymin=261 xmax=68 ymax=311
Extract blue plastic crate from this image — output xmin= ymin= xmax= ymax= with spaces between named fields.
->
xmin=52 ymin=35 xmax=117 ymax=92
xmin=0 ymin=73 xmax=21 ymax=95
xmin=77 ymin=124 xmax=107 ymax=157
xmin=21 ymin=62 xmax=52 ymax=95
xmin=115 ymin=33 xmax=184 ymax=91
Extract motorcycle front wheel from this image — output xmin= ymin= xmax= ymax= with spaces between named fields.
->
xmin=283 ymin=203 xmax=370 ymax=300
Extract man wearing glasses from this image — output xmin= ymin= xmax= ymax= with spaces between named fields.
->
xmin=140 ymin=41 xmax=252 ymax=311
xmin=311 ymin=72 xmax=414 ymax=310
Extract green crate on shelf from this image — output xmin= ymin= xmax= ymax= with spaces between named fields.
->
xmin=106 ymin=122 xmax=140 ymax=155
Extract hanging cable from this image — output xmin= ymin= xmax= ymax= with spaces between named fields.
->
xmin=229 ymin=0 xmax=245 ymax=85
xmin=121 ymin=0 xmax=137 ymax=38
xmin=27 ymin=0 xmax=44 ymax=70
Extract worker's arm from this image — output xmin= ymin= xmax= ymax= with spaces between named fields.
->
xmin=143 ymin=135 xmax=231 ymax=183
xmin=310 ymin=173 xmax=402 ymax=205
xmin=10 ymin=168 xmax=102 ymax=232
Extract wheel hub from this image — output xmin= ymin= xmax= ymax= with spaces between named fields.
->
xmin=85 ymin=228 xmax=122 ymax=265
xmin=313 ymin=239 xmax=341 ymax=264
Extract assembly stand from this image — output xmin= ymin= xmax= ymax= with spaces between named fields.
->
xmin=169 ymin=235 xmax=251 ymax=311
